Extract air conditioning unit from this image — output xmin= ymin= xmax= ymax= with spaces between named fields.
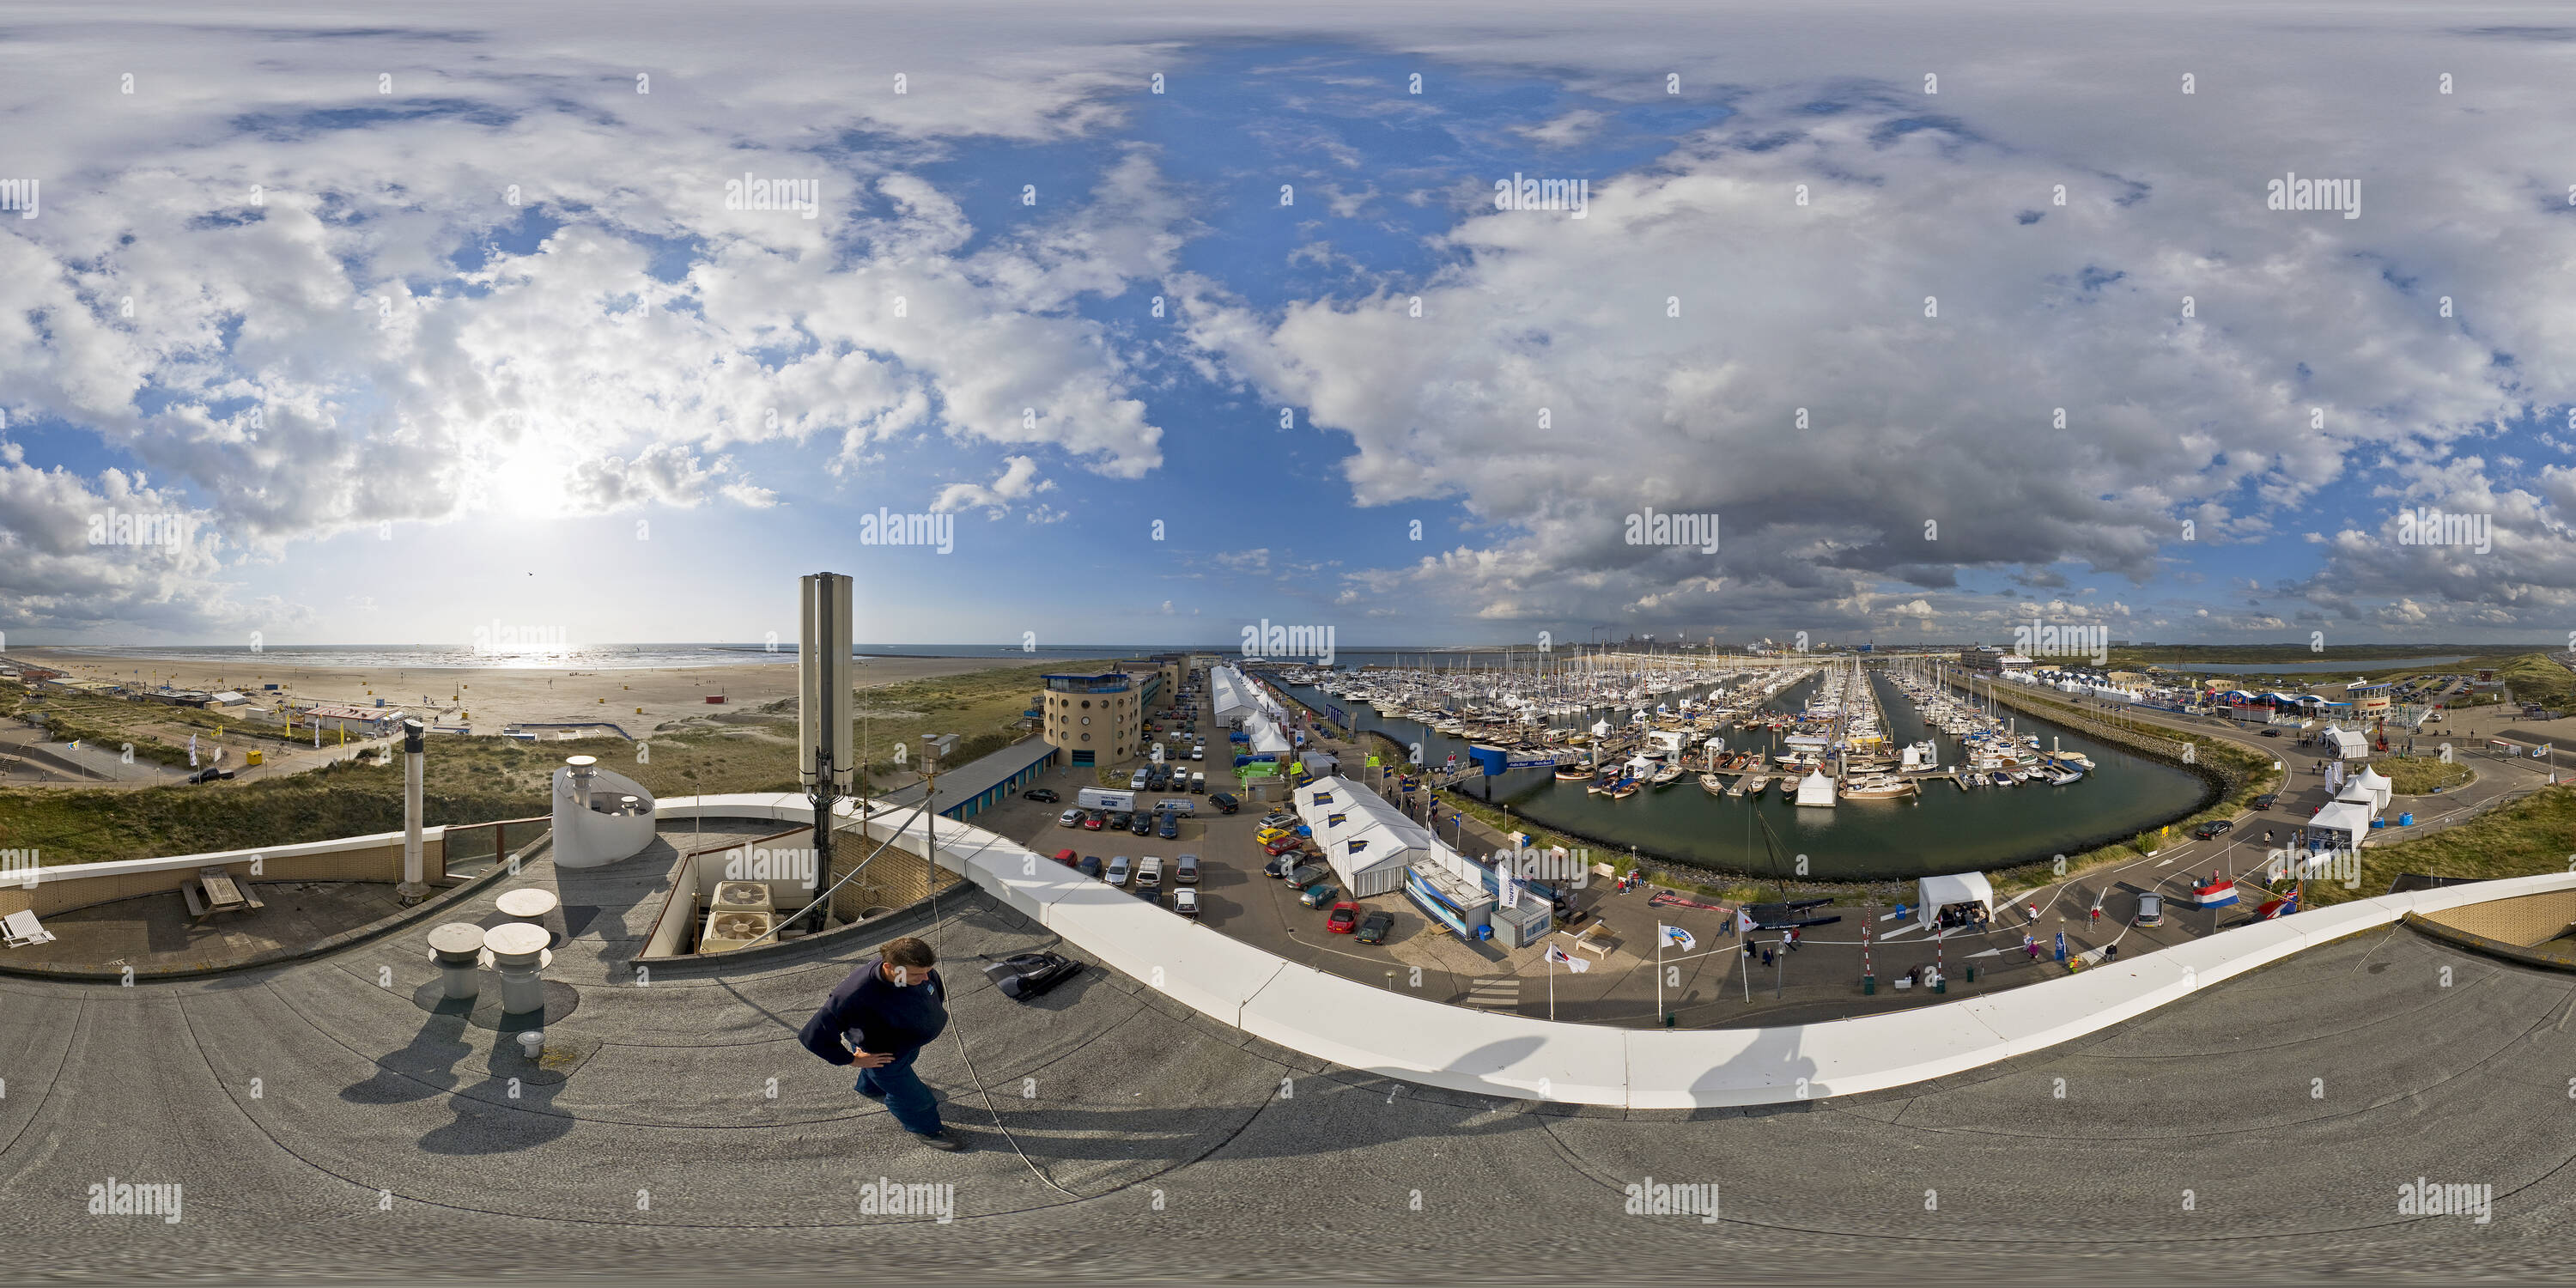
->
xmin=701 ymin=909 xmax=775 ymax=953
xmin=710 ymin=881 xmax=772 ymax=914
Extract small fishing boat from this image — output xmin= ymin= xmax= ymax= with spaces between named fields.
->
xmin=1610 ymin=776 xmax=1641 ymax=799
xmin=1556 ymin=760 xmax=1593 ymax=781
xmin=1699 ymin=772 xmax=1729 ymax=796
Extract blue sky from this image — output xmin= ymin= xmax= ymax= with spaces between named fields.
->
xmin=2 ymin=3 xmax=2573 ymax=650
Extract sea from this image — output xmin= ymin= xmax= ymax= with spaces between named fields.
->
xmin=19 ymin=643 xmax=1509 ymax=671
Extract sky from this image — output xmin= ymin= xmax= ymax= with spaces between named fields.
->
xmin=3 ymin=0 xmax=2575 ymax=652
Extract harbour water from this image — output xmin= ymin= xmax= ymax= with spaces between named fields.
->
xmin=1277 ymin=669 xmax=2210 ymax=881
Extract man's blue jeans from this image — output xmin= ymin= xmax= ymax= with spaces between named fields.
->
xmin=856 ymin=1048 xmax=942 ymax=1135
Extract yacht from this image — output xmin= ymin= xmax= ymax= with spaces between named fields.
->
xmin=1649 ymin=762 xmax=1685 ymax=788
xmin=1699 ymin=772 xmax=1730 ymax=796
xmin=1839 ymin=774 xmax=1919 ymax=800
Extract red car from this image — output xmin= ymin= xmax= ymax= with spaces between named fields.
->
xmin=1082 ymin=813 xmax=1105 ymax=831
xmin=1326 ymin=902 xmax=1361 ymax=934
xmin=1263 ymin=838 xmax=1308 ymax=858
xmin=1051 ymin=848 xmax=1078 ymax=867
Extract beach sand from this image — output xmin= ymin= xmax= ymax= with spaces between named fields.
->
xmin=15 ymin=650 xmax=1017 ymax=734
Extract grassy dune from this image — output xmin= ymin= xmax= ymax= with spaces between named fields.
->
xmin=0 ymin=662 xmax=1066 ymax=867
xmin=2306 ymin=784 xmax=2576 ymax=907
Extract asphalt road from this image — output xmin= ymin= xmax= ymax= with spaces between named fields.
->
xmin=7 ymin=819 xmax=2574 ymax=1282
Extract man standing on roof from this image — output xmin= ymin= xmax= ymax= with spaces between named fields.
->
xmin=799 ymin=937 xmax=969 ymax=1151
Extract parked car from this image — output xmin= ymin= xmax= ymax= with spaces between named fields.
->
xmin=1172 ymin=888 xmax=1201 ymax=917
xmin=1285 ymin=862 xmax=1331 ymax=888
xmin=1106 ymin=811 xmax=1133 ymax=830
xmin=1175 ymin=854 xmax=1200 ymax=884
xmin=1127 ymin=812 xmax=1153 ymax=836
xmin=186 ymin=767 xmax=238 ymax=784
xmin=1192 ymin=745 xmax=1206 ymax=761
xmin=1264 ymin=854 xmax=1301 ymax=880
xmin=1052 ymin=848 xmax=1078 ymax=867
xmin=2135 ymin=892 xmax=2166 ymax=927
xmin=1137 ymin=855 xmax=1163 ymax=890
xmin=1157 ymin=813 xmax=1179 ymax=840
xmin=2251 ymin=793 xmax=2278 ymax=810
xmin=1207 ymin=793 xmax=1240 ymax=814
xmin=1106 ymin=855 xmax=1133 ymax=887
xmin=1078 ymin=855 xmax=1103 ymax=879
xmin=1326 ymin=901 xmax=1361 ymax=933
xmin=1355 ymin=910 xmax=1394 ymax=944
xmin=1191 ymin=772 xmax=1206 ymax=793
xmin=1082 ymin=811 xmax=1105 ymax=831
xmin=1058 ymin=808 xmax=1084 ymax=828
xmin=2193 ymin=819 xmax=2235 ymax=840
xmin=2261 ymin=727 xmax=2281 ymax=738
xmin=1264 ymin=838 xmax=1309 ymax=859
xmin=1299 ymin=883 xmax=1340 ymax=908
xmin=1023 ymin=787 xmax=1060 ymax=803
xmin=1129 ymin=770 xmax=1149 ymax=790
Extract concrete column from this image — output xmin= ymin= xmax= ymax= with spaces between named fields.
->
xmin=483 ymin=922 xmax=552 ymax=1016
xmin=428 ymin=922 xmax=485 ymax=1001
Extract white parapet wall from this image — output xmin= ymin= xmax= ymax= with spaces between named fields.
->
xmin=658 ymin=793 xmax=2576 ymax=1108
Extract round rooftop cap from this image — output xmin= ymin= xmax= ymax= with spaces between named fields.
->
xmin=483 ymin=922 xmax=552 ymax=959
xmin=496 ymin=888 xmax=560 ymax=920
xmin=565 ymin=756 xmax=598 ymax=769
xmin=428 ymin=922 xmax=488 ymax=955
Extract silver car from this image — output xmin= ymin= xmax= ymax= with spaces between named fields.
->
xmin=2135 ymin=892 xmax=2165 ymax=927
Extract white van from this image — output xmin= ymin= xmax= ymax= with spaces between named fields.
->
xmin=1191 ymin=770 xmax=1206 ymax=793
xmin=1155 ymin=797 xmax=1194 ymax=815
xmin=1128 ymin=769 xmax=1149 ymax=790
xmin=1137 ymin=855 xmax=1163 ymax=890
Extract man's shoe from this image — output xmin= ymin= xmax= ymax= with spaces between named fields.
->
xmin=911 ymin=1131 xmax=970 ymax=1152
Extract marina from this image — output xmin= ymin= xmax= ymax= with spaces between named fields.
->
xmin=1266 ymin=654 xmax=2210 ymax=880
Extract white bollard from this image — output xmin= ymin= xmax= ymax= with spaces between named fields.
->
xmin=517 ymin=1030 xmax=545 ymax=1059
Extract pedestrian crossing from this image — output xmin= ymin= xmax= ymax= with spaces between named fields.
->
xmin=1463 ymin=976 xmax=1522 ymax=1013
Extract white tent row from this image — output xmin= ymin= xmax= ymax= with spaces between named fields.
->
xmin=1242 ymin=714 xmax=1291 ymax=756
xmin=2347 ymin=765 xmax=2392 ymax=811
xmin=1292 ymin=775 xmax=1432 ymax=897
xmin=2324 ymin=726 xmax=2371 ymax=760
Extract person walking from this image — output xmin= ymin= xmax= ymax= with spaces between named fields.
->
xmin=799 ymin=937 xmax=969 ymax=1151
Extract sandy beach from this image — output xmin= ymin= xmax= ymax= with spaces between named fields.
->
xmin=14 ymin=650 xmax=1022 ymax=735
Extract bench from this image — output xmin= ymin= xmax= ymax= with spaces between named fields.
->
xmin=182 ymin=868 xmax=264 ymax=921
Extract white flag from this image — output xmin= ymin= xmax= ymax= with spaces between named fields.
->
xmin=187 ymin=732 xmax=198 ymax=768
xmin=1544 ymin=945 xmax=1590 ymax=974
xmin=1735 ymin=908 xmax=1755 ymax=933
xmin=1499 ymin=870 xmax=1520 ymax=909
xmin=1662 ymin=924 xmax=1695 ymax=953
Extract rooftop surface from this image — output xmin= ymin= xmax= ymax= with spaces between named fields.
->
xmin=6 ymin=809 xmax=2575 ymax=1281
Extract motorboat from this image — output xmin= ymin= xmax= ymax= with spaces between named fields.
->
xmin=1609 ymin=776 xmax=1640 ymax=799
xmin=1838 ymin=774 xmax=1919 ymax=800
xmin=1649 ymin=762 xmax=1685 ymax=788
xmin=1700 ymin=772 xmax=1729 ymax=796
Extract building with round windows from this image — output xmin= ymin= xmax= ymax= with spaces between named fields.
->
xmin=1039 ymin=671 xmax=1143 ymax=768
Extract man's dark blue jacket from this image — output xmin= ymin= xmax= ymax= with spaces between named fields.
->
xmin=799 ymin=963 xmax=949 ymax=1065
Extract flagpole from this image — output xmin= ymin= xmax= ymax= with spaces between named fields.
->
xmin=1656 ymin=936 xmax=1664 ymax=1023
xmin=1548 ymin=951 xmax=1557 ymax=1021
